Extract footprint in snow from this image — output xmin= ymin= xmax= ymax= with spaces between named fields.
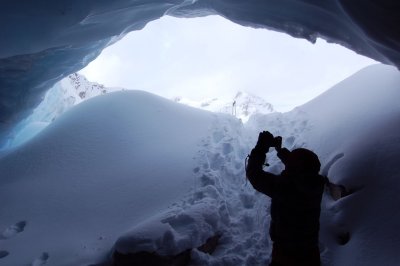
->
xmin=208 ymin=153 xmax=225 ymax=171
xmin=222 ymin=142 xmax=233 ymax=155
xmin=32 ymin=252 xmax=49 ymax=266
xmin=212 ymin=131 xmax=224 ymax=144
xmin=0 ymin=220 xmax=27 ymax=239
xmin=0 ymin=250 xmax=9 ymax=259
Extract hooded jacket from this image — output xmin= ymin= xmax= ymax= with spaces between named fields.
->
xmin=246 ymin=147 xmax=325 ymax=251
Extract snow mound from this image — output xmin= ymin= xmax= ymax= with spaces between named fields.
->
xmin=303 ymin=64 xmax=400 ymax=266
xmin=115 ymin=202 xmax=221 ymax=256
xmin=0 ymin=89 xmax=267 ymax=266
xmin=247 ymin=64 xmax=400 ymax=266
xmin=0 ymin=91 xmax=218 ymax=265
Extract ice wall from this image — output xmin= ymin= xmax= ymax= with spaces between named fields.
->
xmin=1 ymin=73 xmax=114 ymax=149
xmin=0 ymin=0 xmax=399 ymax=144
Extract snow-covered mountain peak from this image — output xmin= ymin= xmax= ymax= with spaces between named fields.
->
xmin=62 ymin=73 xmax=113 ymax=102
xmin=174 ymin=91 xmax=274 ymax=122
xmin=233 ymin=91 xmax=274 ymax=116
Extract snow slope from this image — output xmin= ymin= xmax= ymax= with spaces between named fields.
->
xmin=247 ymin=64 xmax=400 ymax=265
xmin=0 ymin=91 xmax=240 ymax=265
xmin=302 ymin=64 xmax=400 ymax=266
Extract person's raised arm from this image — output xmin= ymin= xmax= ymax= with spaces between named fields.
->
xmin=246 ymin=131 xmax=279 ymax=197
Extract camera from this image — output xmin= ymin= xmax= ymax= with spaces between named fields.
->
xmin=257 ymin=131 xmax=282 ymax=152
xmin=271 ymin=136 xmax=282 ymax=149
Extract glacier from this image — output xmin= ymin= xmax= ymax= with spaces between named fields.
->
xmin=1 ymin=0 xmax=400 ymax=143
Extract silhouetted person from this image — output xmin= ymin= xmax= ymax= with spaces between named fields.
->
xmin=246 ymin=131 xmax=325 ymax=266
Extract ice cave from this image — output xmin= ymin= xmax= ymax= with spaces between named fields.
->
xmin=1 ymin=1 xmax=400 ymax=266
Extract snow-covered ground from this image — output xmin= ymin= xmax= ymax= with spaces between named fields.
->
xmin=246 ymin=64 xmax=400 ymax=265
xmin=0 ymin=91 xmax=239 ymax=265
xmin=1 ymin=64 xmax=400 ymax=266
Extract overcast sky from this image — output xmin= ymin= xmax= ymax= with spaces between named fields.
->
xmin=80 ymin=15 xmax=377 ymax=112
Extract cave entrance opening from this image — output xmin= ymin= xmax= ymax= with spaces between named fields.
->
xmin=80 ymin=15 xmax=376 ymax=112
xmin=1 ymin=15 xmax=377 ymax=150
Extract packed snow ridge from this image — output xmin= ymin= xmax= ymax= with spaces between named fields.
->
xmin=1 ymin=64 xmax=400 ymax=266
xmin=0 ymin=0 xmax=399 ymax=143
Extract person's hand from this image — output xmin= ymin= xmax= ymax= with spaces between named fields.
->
xmin=256 ymin=131 xmax=274 ymax=153
xmin=274 ymin=136 xmax=282 ymax=150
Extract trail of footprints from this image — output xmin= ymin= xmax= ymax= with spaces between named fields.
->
xmin=187 ymin=116 xmax=272 ymax=265
xmin=0 ymin=114 xmax=350 ymax=265
xmin=0 ymin=221 xmax=27 ymax=261
xmin=32 ymin=252 xmax=50 ymax=266
xmin=0 ymin=220 xmax=50 ymax=265
xmin=0 ymin=220 xmax=26 ymax=240
xmin=188 ymin=112 xmax=344 ymax=264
